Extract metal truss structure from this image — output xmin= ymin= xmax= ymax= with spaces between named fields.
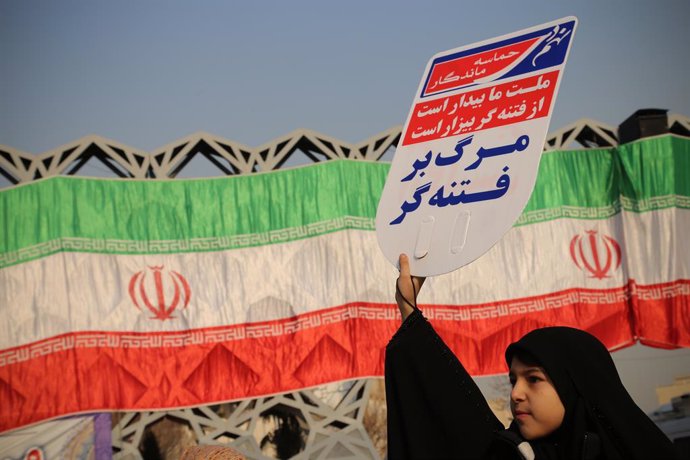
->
xmin=1 ymin=115 xmax=688 ymax=459
xmin=543 ymin=118 xmax=619 ymax=150
xmin=669 ymin=113 xmax=690 ymax=138
xmin=541 ymin=114 xmax=690 ymax=151
xmin=3 ymin=116 xmax=690 ymax=187
xmin=0 ymin=126 xmax=402 ymax=184
xmin=112 ymin=380 xmax=379 ymax=460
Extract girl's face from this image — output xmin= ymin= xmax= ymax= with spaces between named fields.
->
xmin=509 ymin=356 xmax=565 ymax=440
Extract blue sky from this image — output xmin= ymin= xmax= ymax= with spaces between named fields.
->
xmin=1 ymin=0 xmax=689 ymax=153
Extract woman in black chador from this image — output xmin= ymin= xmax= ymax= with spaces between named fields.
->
xmin=385 ymin=254 xmax=677 ymax=460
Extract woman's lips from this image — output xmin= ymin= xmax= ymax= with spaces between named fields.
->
xmin=514 ymin=411 xmax=530 ymax=420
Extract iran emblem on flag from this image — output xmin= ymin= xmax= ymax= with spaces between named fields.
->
xmin=128 ymin=265 xmax=191 ymax=320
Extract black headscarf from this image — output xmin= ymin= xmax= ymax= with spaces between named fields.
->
xmin=505 ymin=327 xmax=677 ymax=460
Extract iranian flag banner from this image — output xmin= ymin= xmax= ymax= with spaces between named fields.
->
xmin=1 ymin=135 xmax=688 ymax=432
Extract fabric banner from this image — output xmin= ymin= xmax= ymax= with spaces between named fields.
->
xmin=0 ymin=135 xmax=688 ymax=432
xmin=0 ymin=414 xmax=111 ymax=459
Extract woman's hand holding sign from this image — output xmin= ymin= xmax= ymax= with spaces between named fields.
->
xmin=395 ymin=254 xmax=426 ymax=321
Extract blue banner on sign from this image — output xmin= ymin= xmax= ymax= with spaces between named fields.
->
xmin=421 ymin=19 xmax=575 ymax=98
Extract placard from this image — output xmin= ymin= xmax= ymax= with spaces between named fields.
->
xmin=376 ymin=17 xmax=577 ymax=276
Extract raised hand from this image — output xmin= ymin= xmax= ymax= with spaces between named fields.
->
xmin=395 ymin=254 xmax=426 ymax=321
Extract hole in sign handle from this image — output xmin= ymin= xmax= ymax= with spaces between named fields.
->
xmin=451 ymin=211 xmax=471 ymax=254
xmin=414 ymin=216 xmax=435 ymax=259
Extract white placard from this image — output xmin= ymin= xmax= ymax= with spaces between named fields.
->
xmin=376 ymin=17 xmax=578 ymax=276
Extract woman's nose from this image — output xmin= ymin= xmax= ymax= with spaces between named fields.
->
xmin=511 ymin=381 xmax=526 ymax=402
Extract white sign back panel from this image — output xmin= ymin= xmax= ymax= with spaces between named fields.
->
xmin=376 ymin=17 xmax=577 ymax=276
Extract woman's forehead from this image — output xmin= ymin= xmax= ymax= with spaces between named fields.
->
xmin=509 ymin=356 xmax=546 ymax=374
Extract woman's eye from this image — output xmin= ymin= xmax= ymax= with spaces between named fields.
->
xmin=528 ymin=376 xmax=542 ymax=383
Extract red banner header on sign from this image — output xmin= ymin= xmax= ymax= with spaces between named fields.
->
xmin=403 ymin=70 xmax=559 ymax=146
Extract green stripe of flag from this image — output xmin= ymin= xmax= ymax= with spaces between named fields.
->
xmin=618 ymin=135 xmax=690 ymax=206
xmin=1 ymin=135 xmax=688 ymax=258
xmin=1 ymin=161 xmax=388 ymax=254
